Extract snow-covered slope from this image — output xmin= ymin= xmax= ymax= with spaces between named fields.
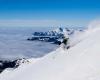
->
xmin=1 ymin=26 xmax=100 ymax=80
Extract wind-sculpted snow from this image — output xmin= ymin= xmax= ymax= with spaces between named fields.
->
xmin=1 ymin=25 xmax=100 ymax=80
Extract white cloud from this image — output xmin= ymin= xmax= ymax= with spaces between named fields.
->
xmin=0 ymin=19 xmax=85 ymax=27
xmin=0 ymin=20 xmax=64 ymax=27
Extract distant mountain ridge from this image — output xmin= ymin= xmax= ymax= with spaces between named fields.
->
xmin=27 ymin=27 xmax=83 ymax=45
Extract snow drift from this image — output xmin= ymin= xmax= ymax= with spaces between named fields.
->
xmin=1 ymin=21 xmax=100 ymax=80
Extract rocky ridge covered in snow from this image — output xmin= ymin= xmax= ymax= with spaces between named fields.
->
xmin=27 ymin=27 xmax=84 ymax=45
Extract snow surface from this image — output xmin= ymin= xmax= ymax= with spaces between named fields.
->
xmin=1 ymin=24 xmax=100 ymax=80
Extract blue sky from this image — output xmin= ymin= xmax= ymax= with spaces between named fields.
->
xmin=0 ymin=0 xmax=100 ymax=27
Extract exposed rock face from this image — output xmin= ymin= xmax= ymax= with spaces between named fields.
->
xmin=0 ymin=58 xmax=29 ymax=73
xmin=0 ymin=60 xmax=17 ymax=73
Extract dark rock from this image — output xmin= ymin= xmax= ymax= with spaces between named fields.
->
xmin=0 ymin=60 xmax=18 ymax=73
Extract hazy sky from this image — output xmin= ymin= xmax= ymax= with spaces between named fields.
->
xmin=0 ymin=0 xmax=100 ymax=27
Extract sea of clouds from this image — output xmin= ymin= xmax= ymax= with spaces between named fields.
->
xmin=0 ymin=27 xmax=58 ymax=60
